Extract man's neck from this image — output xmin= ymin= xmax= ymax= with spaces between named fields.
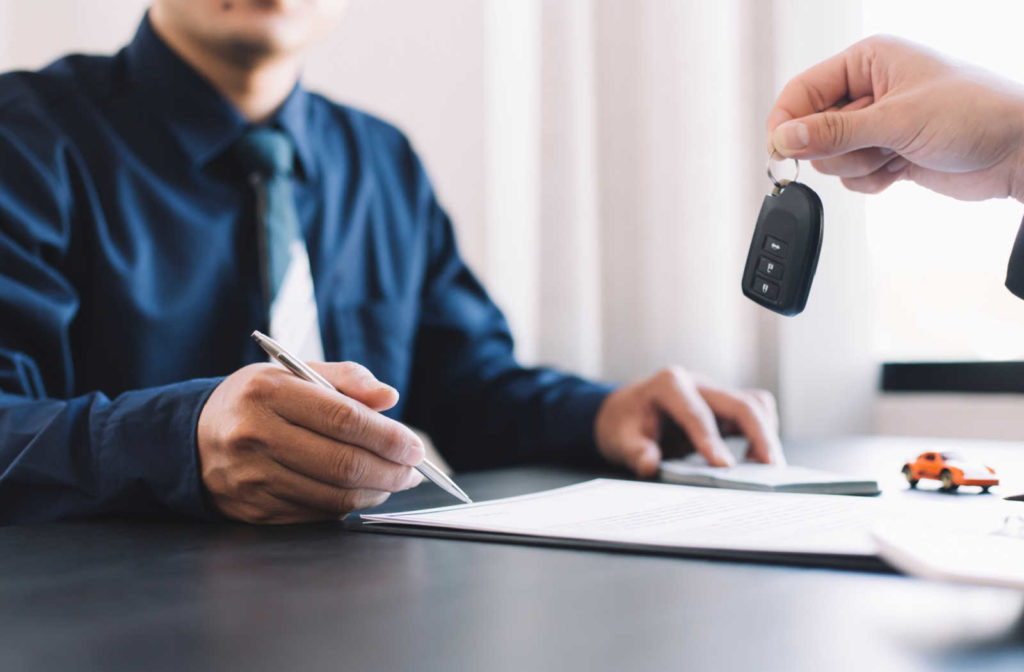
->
xmin=148 ymin=14 xmax=300 ymax=124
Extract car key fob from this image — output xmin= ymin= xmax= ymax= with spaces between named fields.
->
xmin=741 ymin=157 xmax=823 ymax=316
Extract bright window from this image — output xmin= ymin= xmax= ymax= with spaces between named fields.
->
xmin=861 ymin=0 xmax=1024 ymax=361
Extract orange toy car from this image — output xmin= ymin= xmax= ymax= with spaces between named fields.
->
xmin=902 ymin=452 xmax=998 ymax=493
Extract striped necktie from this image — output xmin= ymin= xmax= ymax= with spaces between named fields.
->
xmin=233 ymin=127 xmax=324 ymax=362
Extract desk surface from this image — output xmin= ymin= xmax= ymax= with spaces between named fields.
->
xmin=2 ymin=435 xmax=1024 ymax=672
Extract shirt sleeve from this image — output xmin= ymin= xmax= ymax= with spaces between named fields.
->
xmin=402 ymin=151 xmax=615 ymax=471
xmin=1006 ymin=215 xmax=1024 ymax=300
xmin=0 ymin=100 xmax=219 ymax=524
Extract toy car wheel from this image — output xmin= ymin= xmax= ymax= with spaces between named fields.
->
xmin=982 ymin=485 xmax=992 ymax=494
xmin=940 ymin=469 xmax=959 ymax=492
xmin=902 ymin=465 xmax=918 ymax=488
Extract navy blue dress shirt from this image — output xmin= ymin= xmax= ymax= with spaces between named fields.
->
xmin=0 ymin=17 xmax=613 ymax=524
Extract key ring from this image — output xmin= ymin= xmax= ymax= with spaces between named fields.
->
xmin=767 ymin=148 xmax=799 ymax=191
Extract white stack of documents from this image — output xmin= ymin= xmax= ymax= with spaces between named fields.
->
xmin=360 ymin=479 xmax=1014 ymax=562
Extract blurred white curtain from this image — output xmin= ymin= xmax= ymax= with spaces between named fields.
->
xmin=481 ymin=0 xmax=874 ymax=438
xmin=483 ymin=0 xmax=773 ymax=386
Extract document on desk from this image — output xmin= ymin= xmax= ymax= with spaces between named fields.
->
xmin=360 ymin=478 xmax=900 ymax=560
xmin=873 ymin=523 xmax=1024 ymax=589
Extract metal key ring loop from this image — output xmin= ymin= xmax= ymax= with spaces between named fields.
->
xmin=767 ymin=148 xmax=799 ymax=189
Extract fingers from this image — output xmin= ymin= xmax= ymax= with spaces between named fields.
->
xmin=744 ymin=389 xmax=780 ymax=435
xmin=840 ymin=155 xmax=909 ymax=194
xmin=266 ymin=465 xmax=395 ymax=514
xmin=811 ymin=146 xmax=895 ymax=178
xmin=225 ymin=497 xmax=339 ymax=525
xmin=263 ymin=420 xmax=423 ymax=492
xmin=697 ymin=386 xmax=778 ymax=465
xmin=270 ymin=375 xmax=425 ymax=465
xmin=652 ymin=369 xmax=735 ymax=467
xmin=768 ymin=39 xmax=905 ymax=160
xmin=772 ymin=106 xmax=894 ymax=161
xmin=217 ymin=471 xmax=392 ymax=524
xmin=308 ymin=361 xmax=399 ymax=412
xmin=618 ymin=436 xmax=663 ymax=479
xmin=767 ymin=42 xmax=879 ymax=135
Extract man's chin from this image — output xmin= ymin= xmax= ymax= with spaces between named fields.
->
xmin=216 ymin=24 xmax=312 ymax=62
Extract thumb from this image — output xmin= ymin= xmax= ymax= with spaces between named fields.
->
xmin=618 ymin=436 xmax=663 ymax=479
xmin=307 ymin=361 xmax=399 ymax=412
xmin=772 ymin=106 xmax=890 ymax=160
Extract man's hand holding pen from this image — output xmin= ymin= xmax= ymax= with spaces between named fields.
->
xmin=197 ymin=361 xmax=424 ymax=524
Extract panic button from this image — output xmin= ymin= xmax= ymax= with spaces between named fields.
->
xmin=763 ymin=236 xmax=788 ymax=258
xmin=754 ymin=278 xmax=780 ymax=300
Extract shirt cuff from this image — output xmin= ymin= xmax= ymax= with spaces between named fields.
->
xmin=95 ymin=377 xmax=224 ymax=521
xmin=545 ymin=380 xmax=617 ymax=467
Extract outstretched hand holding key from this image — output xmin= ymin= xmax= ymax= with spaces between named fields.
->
xmin=747 ymin=34 xmax=1024 ymax=316
xmin=767 ymin=35 xmax=1024 ymax=203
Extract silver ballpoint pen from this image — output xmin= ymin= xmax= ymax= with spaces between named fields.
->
xmin=251 ymin=330 xmax=472 ymax=504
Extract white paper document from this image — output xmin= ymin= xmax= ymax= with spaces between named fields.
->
xmin=363 ymin=479 xmax=899 ymax=557
xmin=873 ymin=523 xmax=1024 ymax=589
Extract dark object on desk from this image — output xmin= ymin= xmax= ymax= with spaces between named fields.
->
xmin=742 ymin=168 xmax=823 ymax=316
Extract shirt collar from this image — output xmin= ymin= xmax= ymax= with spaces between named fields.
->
xmin=124 ymin=14 xmax=315 ymax=179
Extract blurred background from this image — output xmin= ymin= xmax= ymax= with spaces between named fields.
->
xmin=2 ymin=0 xmax=1024 ymax=442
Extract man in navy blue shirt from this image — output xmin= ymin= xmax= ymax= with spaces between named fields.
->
xmin=0 ymin=0 xmax=782 ymax=525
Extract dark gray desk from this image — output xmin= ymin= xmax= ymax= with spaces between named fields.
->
xmin=2 ymin=436 xmax=1024 ymax=672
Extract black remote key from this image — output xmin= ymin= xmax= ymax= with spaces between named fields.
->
xmin=741 ymin=178 xmax=823 ymax=316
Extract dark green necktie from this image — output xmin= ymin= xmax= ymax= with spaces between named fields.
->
xmin=233 ymin=127 xmax=324 ymax=360
xmin=233 ymin=127 xmax=299 ymax=302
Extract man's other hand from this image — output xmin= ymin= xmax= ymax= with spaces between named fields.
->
xmin=768 ymin=35 xmax=1024 ymax=202
xmin=594 ymin=367 xmax=784 ymax=478
xmin=197 ymin=362 xmax=424 ymax=524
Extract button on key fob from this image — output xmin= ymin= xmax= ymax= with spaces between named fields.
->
xmin=742 ymin=160 xmax=823 ymax=316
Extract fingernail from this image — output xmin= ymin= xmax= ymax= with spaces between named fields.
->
xmin=401 ymin=441 xmax=424 ymax=466
xmin=886 ymin=157 xmax=909 ymax=172
xmin=775 ymin=122 xmax=809 ymax=152
xmin=879 ymin=147 xmax=894 ymax=156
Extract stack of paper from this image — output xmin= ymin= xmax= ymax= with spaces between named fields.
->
xmin=659 ymin=460 xmax=880 ymax=495
xmin=361 ymin=479 xmax=890 ymax=560
xmin=873 ymin=523 xmax=1024 ymax=589
xmin=359 ymin=477 xmax=1020 ymax=576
